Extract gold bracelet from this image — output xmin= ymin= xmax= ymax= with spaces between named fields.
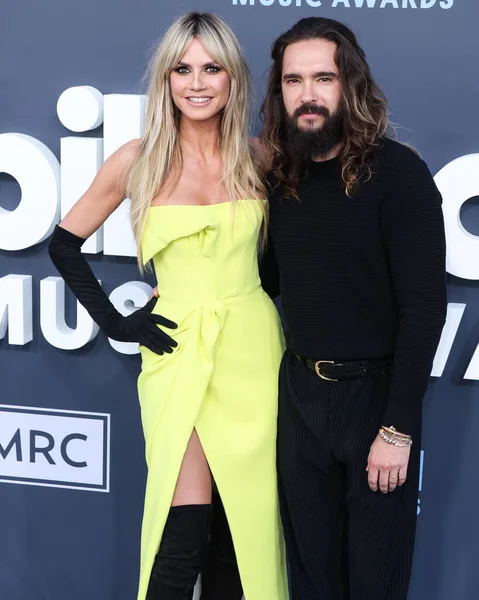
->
xmin=378 ymin=426 xmax=413 ymax=447
xmin=382 ymin=425 xmax=411 ymax=440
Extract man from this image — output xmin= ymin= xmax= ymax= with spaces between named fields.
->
xmin=259 ymin=17 xmax=447 ymax=600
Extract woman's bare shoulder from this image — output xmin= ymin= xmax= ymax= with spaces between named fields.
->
xmin=114 ymin=138 xmax=142 ymax=168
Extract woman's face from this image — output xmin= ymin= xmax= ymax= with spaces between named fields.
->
xmin=170 ymin=38 xmax=230 ymax=122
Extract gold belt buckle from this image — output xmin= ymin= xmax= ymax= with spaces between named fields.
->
xmin=314 ymin=360 xmax=338 ymax=382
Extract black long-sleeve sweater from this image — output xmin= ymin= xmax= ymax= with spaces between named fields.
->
xmin=261 ymin=137 xmax=447 ymax=435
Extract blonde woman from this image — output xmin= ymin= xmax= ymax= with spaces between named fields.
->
xmin=48 ymin=12 xmax=288 ymax=600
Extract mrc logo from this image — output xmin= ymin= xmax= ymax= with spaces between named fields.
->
xmin=0 ymin=404 xmax=110 ymax=492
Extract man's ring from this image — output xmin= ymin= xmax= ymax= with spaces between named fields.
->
xmin=389 ymin=475 xmax=398 ymax=479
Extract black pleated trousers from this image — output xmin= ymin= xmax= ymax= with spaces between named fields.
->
xmin=277 ymin=349 xmax=421 ymax=600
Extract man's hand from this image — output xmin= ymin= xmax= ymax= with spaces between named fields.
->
xmin=151 ymin=286 xmax=159 ymax=299
xmin=366 ymin=435 xmax=411 ymax=493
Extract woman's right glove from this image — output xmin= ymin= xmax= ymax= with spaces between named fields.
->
xmin=48 ymin=225 xmax=177 ymax=355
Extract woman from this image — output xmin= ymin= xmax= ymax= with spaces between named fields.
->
xmin=48 ymin=12 xmax=288 ymax=600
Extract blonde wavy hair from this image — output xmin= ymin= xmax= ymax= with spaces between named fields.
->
xmin=127 ymin=12 xmax=266 ymax=269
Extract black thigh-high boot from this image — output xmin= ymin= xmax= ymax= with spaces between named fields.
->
xmin=147 ymin=504 xmax=212 ymax=600
xmin=200 ymin=493 xmax=243 ymax=600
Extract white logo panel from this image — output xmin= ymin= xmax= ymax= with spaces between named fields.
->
xmin=0 ymin=405 xmax=110 ymax=492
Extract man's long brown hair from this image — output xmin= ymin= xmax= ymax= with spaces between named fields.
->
xmin=260 ymin=17 xmax=390 ymax=198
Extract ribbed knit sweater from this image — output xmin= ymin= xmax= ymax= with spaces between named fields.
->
xmin=261 ymin=137 xmax=447 ymax=434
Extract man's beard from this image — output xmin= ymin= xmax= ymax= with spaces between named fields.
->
xmin=285 ymin=103 xmax=344 ymax=162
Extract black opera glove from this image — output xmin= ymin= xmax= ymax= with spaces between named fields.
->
xmin=48 ymin=225 xmax=178 ymax=355
xmin=106 ymin=302 xmax=178 ymax=355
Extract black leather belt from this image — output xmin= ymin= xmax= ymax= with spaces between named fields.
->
xmin=297 ymin=355 xmax=393 ymax=381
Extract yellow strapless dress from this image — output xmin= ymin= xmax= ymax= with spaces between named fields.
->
xmin=136 ymin=199 xmax=288 ymax=600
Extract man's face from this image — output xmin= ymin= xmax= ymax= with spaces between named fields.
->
xmin=281 ymin=38 xmax=342 ymax=131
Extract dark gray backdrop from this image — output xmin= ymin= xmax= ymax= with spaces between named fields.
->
xmin=1 ymin=1 xmax=478 ymax=599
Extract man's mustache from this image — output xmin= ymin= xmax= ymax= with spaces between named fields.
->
xmin=294 ymin=104 xmax=330 ymax=118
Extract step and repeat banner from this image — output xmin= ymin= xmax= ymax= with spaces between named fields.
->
xmin=1 ymin=1 xmax=478 ymax=599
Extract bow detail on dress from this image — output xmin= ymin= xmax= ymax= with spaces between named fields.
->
xmin=142 ymin=208 xmax=221 ymax=264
